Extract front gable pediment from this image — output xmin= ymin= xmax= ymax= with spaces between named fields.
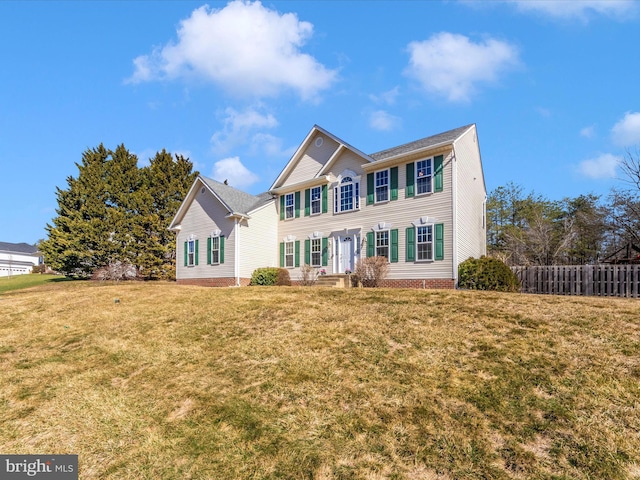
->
xmin=269 ymin=125 xmax=374 ymax=193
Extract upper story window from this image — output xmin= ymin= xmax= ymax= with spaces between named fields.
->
xmin=334 ymin=173 xmax=360 ymax=214
xmin=310 ymin=186 xmax=321 ymax=215
xmin=375 ymin=170 xmax=389 ymax=203
xmin=284 ymin=192 xmax=295 ymax=220
xmin=416 ymin=158 xmax=433 ymax=195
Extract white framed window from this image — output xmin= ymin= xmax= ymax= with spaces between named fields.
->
xmin=187 ymin=239 xmax=196 ymax=266
xmin=416 ymin=158 xmax=433 ymax=195
xmin=311 ymin=238 xmax=322 ymax=267
xmin=334 ymin=175 xmax=360 ymax=213
xmin=376 ymin=230 xmax=389 ymax=259
xmin=210 ymin=236 xmax=220 ymax=265
xmin=285 ymin=241 xmax=295 ymax=268
xmin=310 ymin=186 xmax=321 ymax=215
xmin=285 ymin=193 xmax=295 ymax=220
xmin=416 ymin=225 xmax=434 ymax=261
xmin=375 ymin=169 xmax=389 ymax=203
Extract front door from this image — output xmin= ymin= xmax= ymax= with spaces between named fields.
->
xmin=338 ymin=235 xmax=354 ymax=274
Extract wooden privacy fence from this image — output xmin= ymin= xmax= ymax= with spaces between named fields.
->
xmin=512 ymin=265 xmax=640 ymax=298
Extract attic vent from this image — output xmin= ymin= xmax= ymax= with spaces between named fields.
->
xmin=315 ymin=136 xmax=324 ymax=147
xmin=201 ymin=187 xmax=205 ymax=194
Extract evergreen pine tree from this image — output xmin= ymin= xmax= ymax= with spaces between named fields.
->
xmin=41 ymin=145 xmax=111 ymax=277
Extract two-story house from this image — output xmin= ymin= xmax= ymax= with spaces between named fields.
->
xmin=169 ymin=123 xmax=486 ymax=288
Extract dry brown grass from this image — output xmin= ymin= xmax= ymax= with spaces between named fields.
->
xmin=1 ymin=281 xmax=640 ymax=479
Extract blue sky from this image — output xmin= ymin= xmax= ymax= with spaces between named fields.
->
xmin=2 ymin=0 xmax=640 ymax=244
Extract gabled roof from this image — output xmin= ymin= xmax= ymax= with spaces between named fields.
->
xmin=0 ymin=242 xmax=39 ymax=254
xmin=200 ymin=177 xmax=272 ymax=215
xmin=169 ymin=176 xmax=274 ymax=230
xmin=370 ymin=124 xmax=475 ymax=162
xmin=269 ymin=125 xmax=374 ymax=192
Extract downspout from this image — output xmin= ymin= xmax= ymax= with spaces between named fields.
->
xmin=235 ymin=217 xmax=240 ymax=286
xmin=451 ymin=146 xmax=458 ymax=287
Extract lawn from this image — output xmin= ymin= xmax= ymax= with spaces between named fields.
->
xmin=1 ymin=281 xmax=639 ymax=479
xmin=0 ymin=273 xmax=67 ymax=294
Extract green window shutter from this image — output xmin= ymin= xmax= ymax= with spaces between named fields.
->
xmin=304 ymin=189 xmax=310 ymax=217
xmin=390 ymin=229 xmax=399 ymax=263
xmin=279 ymin=242 xmax=285 ymax=268
xmin=406 ymin=227 xmax=415 ymax=262
xmin=220 ymin=236 xmax=225 ymax=264
xmin=367 ymin=173 xmax=374 ymax=205
xmin=322 ymin=185 xmax=328 ymax=213
xmin=367 ymin=232 xmax=375 ymax=257
xmin=194 ymin=239 xmax=199 ymax=266
xmin=184 ymin=241 xmax=188 ymax=267
xmin=304 ymin=239 xmax=310 ymax=265
xmin=295 ymin=191 xmax=301 ymax=218
xmin=207 ymin=237 xmax=212 ymax=265
xmin=390 ymin=167 xmax=398 ymax=201
xmin=280 ymin=195 xmax=285 ymax=220
xmin=434 ymin=155 xmax=444 ymax=192
xmin=435 ymin=223 xmax=444 ymax=260
xmin=295 ymin=240 xmax=300 ymax=267
xmin=406 ymin=163 xmax=415 ymax=198
xmin=322 ymin=237 xmax=329 ymax=266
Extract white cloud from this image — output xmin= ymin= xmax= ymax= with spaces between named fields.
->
xmin=369 ymin=110 xmax=401 ymax=131
xmin=211 ymin=106 xmax=278 ymax=154
xmin=505 ymin=0 xmax=636 ymax=20
xmin=405 ymin=32 xmax=520 ymax=102
xmin=611 ymin=112 xmax=640 ymax=147
xmin=127 ymin=1 xmax=338 ymax=100
xmin=369 ymin=87 xmax=400 ymax=105
xmin=577 ymin=153 xmax=621 ymax=179
xmin=580 ymin=125 xmax=596 ymax=138
xmin=250 ymin=133 xmax=296 ymax=158
xmin=212 ymin=156 xmax=259 ymax=188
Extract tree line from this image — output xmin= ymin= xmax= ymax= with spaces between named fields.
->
xmin=487 ymin=149 xmax=640 ymax=266
xmin=40 ymin=145 xmax=197 ymax=279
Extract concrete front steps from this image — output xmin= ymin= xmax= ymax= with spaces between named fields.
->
xmin=315 ymin=274 xmax=352 ymax=288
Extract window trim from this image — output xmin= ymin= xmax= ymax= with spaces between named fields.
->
xmin=375 ymin=230 xmax=390 ymax=259
xmin=415 ymin=158 xmax=433 ymax=196
xmin=210 ymin=235 xmax=220 ymax=265
xmin=375 ymin=169 xmax=390 ymax=204
xmin=187 ymin=238 xmax=196 ymax=267
xmin=284 ymin=192 xmax=295 ymax=220
xmin=284 ymin=240 xmax=295 ymax=268
xmin=334 ymin=173 xmax=360 ymax=214
xmin=310 ymin=186 xmax=322 ymax=216
xmin=310 ymin=238 xmax=322 ymax=267
xmin=416 ymin=224 xmax=434 ymax=262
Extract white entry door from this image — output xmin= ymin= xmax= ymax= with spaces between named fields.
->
xmin=338 ymin=236 xmax=354 ymax=273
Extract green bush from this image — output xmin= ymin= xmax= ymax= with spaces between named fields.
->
xmin=250 ymin=267 xmax=291 ymax=286
xmin=458 ymin=256 xmax=520 ymax=292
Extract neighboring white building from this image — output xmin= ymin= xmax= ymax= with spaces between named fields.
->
xmin=169 ymin=124 xmax=487 ymax=288
xmin=0 ymin=242 xmax=42 ymax=277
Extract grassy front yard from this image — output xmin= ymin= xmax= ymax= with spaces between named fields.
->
xmin=1 ymin=281 xmax=639 ymax=479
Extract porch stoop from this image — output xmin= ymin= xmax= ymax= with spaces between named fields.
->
xmin=315 ymin=274 xmax=352 ymax=288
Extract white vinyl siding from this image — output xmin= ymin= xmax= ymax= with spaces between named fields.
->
xmin=176 ymin=182 xmax=236 ymax=280
xmin=453 ymin=126 xmax=487 ymax=266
